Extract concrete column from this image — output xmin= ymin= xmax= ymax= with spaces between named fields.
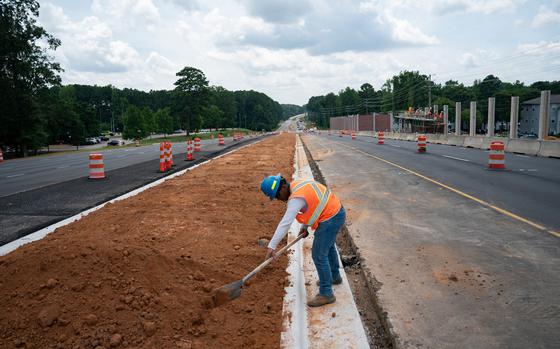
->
xmin=469 ymin=101 xmax=477 ymax=136
xmin=487 ymin=97 xmax=495 ymax=137
xmin=443 ymin=105 xmax=449 ymax=135
xmin=538 ymin=90 xmax=550 ymax=140
xmin=509 ymin=96 xmax=519 ymax=139
xmin=434 ymin=105 xmax=439 ymax=114
xmin=455 ymin=102 xmax=461 ymax=136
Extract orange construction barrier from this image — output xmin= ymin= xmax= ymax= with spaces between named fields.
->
xmin=351 ymin=131 xmax=356 ymax=140
xmin=488 ymin=141 xmax=505 ymax=169
xmin=159 ymin=142 xmax=166 ymax=172
xmin=211 ymin=134 xmax=214 ymax=139
xmin=169 ymin=142 xmax=174 ymax=167
xmin=377 ymin=131 xmax=384 ymax=145
xmin=164 ymin=142 xmax=171 ymax=170
xmin=88 ymin=153 xmax=105 ymax=179
xmin=417 ymin=134 xmax=427 ymax=153
xmin=218 ymin=134 xmax=225 ymax=146
xmin=194 ymin=137 xmax=201 ymax=151
xmin=185 ymin=140 xmax=194 ymax=161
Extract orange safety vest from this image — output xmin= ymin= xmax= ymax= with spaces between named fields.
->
xmin=289 ymin=179 xmax=342 ymax=230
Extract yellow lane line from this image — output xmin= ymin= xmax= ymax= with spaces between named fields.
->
xmin=326 ymin=138 xmax=559 ymax=238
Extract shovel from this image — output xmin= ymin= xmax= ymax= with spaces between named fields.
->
xmin=211 ymin=232 xmax=307 ymax=307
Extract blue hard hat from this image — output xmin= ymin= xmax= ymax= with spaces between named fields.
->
xmin=261 ymin=174 xmax=282 ymax=200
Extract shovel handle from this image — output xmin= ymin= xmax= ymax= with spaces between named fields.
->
xmin=242 ymin=232 xmax=306 ymax=284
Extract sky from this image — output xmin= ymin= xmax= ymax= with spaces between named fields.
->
xmin=37 ymin=0 xmax=560 ymax=105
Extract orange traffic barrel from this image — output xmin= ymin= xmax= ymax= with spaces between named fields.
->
xmin=488 ymin=141 xmax=505 ymax=169
xmin=351 ymin=132 xmax=356 ymax=140
xmin=194 ymin=137 xmax=201 ymax=151
xmin=218 ymin=134 xmax=225 ymax=146
xmin=417 ymin=135 xmax=427 ymax=153
xmin=89 ymin=153 xmax=105 ymax=179
xmin=0 ymin=148 xmax=4 ymax=162
xmin=164 ymin=142 xmax=171 ymax=170
xmin=169 ymin=142 xmax=174 ymax=167
xmin=159 ymin=142 xmax=166 ymax=172
xmin=185 ymin=140 xmax=194 ymax=161
xmin=377 ymin=131 xmax=384 ymax=145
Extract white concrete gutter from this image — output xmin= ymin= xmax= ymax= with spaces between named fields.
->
xmin=281 ymin=135 xmax=369 ymax=348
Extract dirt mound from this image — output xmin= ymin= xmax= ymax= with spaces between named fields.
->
xmin=0 ymin=134 xmax=295 ymax=349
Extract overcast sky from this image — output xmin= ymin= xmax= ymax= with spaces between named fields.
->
xmin=38 ymin=0 xmax=560 ymax=105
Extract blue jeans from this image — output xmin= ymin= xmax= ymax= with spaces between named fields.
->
xmin=312 ymin=207 xmax=346 ymax=297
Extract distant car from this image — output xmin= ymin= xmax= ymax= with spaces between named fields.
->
xmin=83 ymin=137 xmax=98 ymax=145
xmin=107 ymin=139 xmax=124 ymax=146
xmin=100 ymin=136 xmax=109 ymax=141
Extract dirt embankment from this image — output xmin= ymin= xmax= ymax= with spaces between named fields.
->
xmin=0 ymin=134 xmax=295 ymax=349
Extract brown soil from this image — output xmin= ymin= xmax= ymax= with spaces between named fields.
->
xmin=0 ymin=134 xmax=295 ymax=349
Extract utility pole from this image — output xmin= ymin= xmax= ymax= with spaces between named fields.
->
xmin=391 ymin=78 xmax=395 ymax=116
xmin=428 ymin=75 xmax=432 ymax=109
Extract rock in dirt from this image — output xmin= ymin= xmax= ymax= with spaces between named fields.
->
xmin=233 ymin=245 xmax=240 ymax=250
xmin=37 ymin=304 xmax=60 ymax=328
xmin=109 ymin=333 xmax=122 ymax=347
xmin=84 ymin=314 xmax=98 ymax=326
xmin=46 ymin=278 xmax=58 ymax=289
xmin=142 ymin=320 xmax=157 ymax=336
xmin=193 ymin=271 xmax=205 ymax=281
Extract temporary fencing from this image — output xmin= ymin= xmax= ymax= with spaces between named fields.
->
xmin=88 ymin=153 xmax=105 ymax=179
xmin=488 ymin=141 xmax=505 ymax=169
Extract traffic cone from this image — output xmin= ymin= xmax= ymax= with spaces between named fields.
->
xmin=185 ymin=140 xmax=194 ymax=161
xmin=159 ymin=142 xmax=166 ymax=172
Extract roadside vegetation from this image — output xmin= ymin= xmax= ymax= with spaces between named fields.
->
xmin=0 ymin=0 xmax=301 ymax=158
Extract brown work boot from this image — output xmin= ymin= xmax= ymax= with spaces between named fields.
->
xmin=316 ymin=277 xmax=343 ymax=286
xmin=307 ymin=294 xmax=336 ymax=307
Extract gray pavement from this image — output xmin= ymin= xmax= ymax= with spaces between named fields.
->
xmin=303 ymin=134 xmax=560 ymax=349
xmin=0 ymin=136 xmax=262 ymax=246
xmin=0 ymin=137 xmax=235 ymax=198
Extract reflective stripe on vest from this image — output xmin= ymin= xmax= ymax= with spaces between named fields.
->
xmin=291 ymin=180 xmax=332 ymax=227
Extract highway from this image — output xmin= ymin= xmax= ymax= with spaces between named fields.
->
xmin=303 ymin=133 xmax=560 ymax=349
xmin=318 ymin=133 xmax=560 ymax=234
xmin=0 ymin=137 xmax=233 ymax=198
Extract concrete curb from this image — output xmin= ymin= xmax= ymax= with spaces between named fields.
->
xmin=281 ymin=135 xmax=369 ymax=348
xmin=0 ymin=138 xmax=267 ymax=256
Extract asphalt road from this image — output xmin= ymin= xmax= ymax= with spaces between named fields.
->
xmin=303 ymin=134 xmax=560 ymax=349
xmin=0 ymin=135 xmax=264 ymax=246
xmin=0 ymin=137 xmax=234 ymax=198
xmin=319 ymin=133 xmax=560 ymax=233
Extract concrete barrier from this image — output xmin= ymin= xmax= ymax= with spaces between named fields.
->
xmin=463 ymin=136 xmax=486 ymax=149
xmin=506 ymin=139 xmax=541 ymax=156
xmin=537 ymin=140 xmax=560 ymax=158
xmin=446 ymin=135 xmax=465 ymax=147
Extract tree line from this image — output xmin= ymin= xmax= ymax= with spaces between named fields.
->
xmin=0 ymin=0 xmax=298 ymax=157
xmin=306 ymin=71 xmax=560 ymax=129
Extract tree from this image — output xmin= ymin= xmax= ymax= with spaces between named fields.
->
xmin=154 ymin=108 xmax=174 ymax=135
xmin=203 ymin=105 xmax=224 ymax=130
xmin=0 ymin=0 xmax=62 ymax=156
xmin=173 ymin=67 xmax=209 ymax=134
xmin=122 ymin=105 xmax=147 ymax=140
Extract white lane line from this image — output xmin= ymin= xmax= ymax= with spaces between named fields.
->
xmin=390 ymin=144 xmax=401 ymax=148
xmin=442 ymin=155 xmax=470 ymax=162
xmin=516 ymin=169 xmax=538 ymax=172
xmin=515 ymin=154 xmax=529 ymax=158
xmin=6 ymin=173 xmax=25 ymax=178
xmin=57 ymin=165 xmax=70 ymax=169
xmin=117 ymin=154 xmax=127 ymax=158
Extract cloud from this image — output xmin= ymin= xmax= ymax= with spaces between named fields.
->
xmin=91 ymin=0 xmax=160 ymax=27
xmin=459 ymin=52 xmax=479 ymax=68
xmin=432 ymin=0 xmax=524 ymax=15
xmin=517 ymin=40 xmax=560 ymax=55
xmin=531 ymin=5 xmax=560 ymax=27
xmin=223 ymin=1 xmax=438 ymax=55
xmin=146 ymin=52 xmax=178 ymax=75
xmin=40 ymin=3 xmax=141 ymax=73
xmin=244 ymin=0 xmax=312 ymax=24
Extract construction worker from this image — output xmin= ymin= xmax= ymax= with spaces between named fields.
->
xmin=260 ymin=174 xmax=345 ymax=307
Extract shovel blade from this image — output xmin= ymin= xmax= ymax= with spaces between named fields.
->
xmin=211 ymin=279 xmax=243 ymax=307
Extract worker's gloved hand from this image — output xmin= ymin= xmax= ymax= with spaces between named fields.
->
xmin=299 ymin=227 xmax=309 ymax=238
xmin=265 ymin=248 xmax=277 ymax=261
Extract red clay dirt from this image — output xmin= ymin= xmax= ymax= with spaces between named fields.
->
xmin=0 ymin=134 xmax=295 ymax=349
